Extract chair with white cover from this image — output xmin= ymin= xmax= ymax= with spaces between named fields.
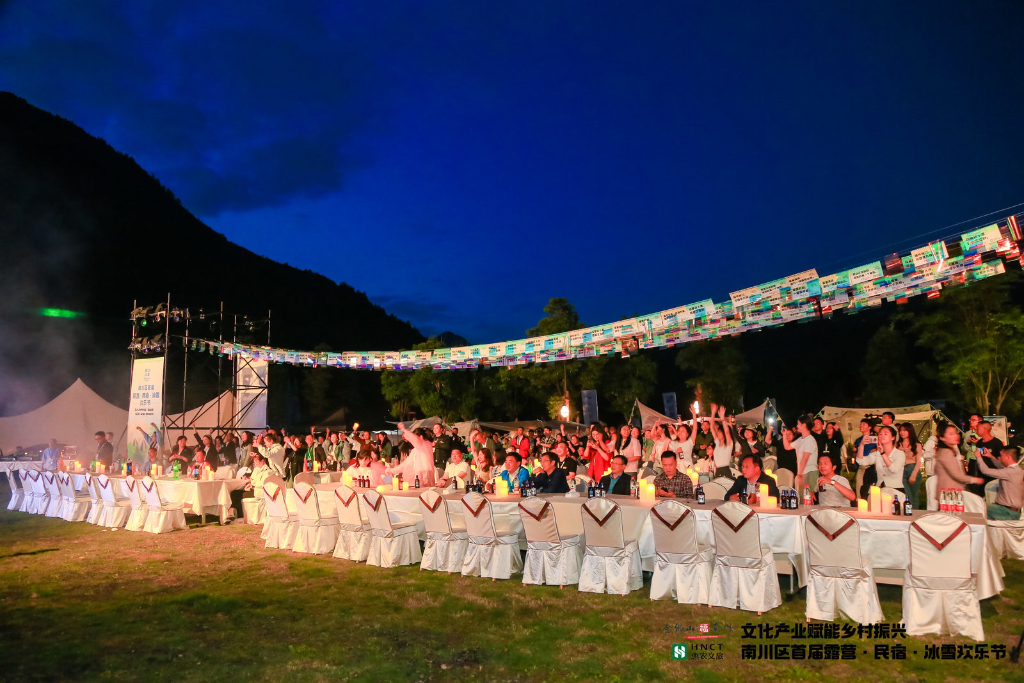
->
xmin=82 ymin=473 xmax=103 ymax=524
xmin=708 ymin=501 xmax=782 ymax=614
xmin=762 ymin=456 xmax=778 ymax=473
xmin=639 ymin=467 xmax=656 ymax=480
xmin=925 ymin=476 xmax=939 ymax=511
xmin=95 ymin=474 xmax=131 ymax=527
xmin=880 ymin=487 xmax=906 ymax=504
xmin=214 ymin=465 xmax=235 ymax=480
xmin=363 ymin=490 xmax=422 ymax=568
xmin=262 ymin=476 xmax=298 ymax=549
xmin=43 ymin=472 xmax=63 ymax=517
xmin=904 ymin=512 xmax=984 ymax=641
xmin=519 ymin=497 xmax=582 ymax=587
xmin=712 ymin=476 xmax=735 ymax=488
xmin=984 ymin=480 xmax=1000 ymax=505
xmin=419 ymin=490 xmax=469 ymax=573
xmin=140 ymin=476 xmax=187 ymax=533
xmin=294 ymin=472 xmax=316 ymax=487
xmin=804 ymin=509 xmax=884 ymax=624
xmin=578 ymin=498 xmax=642 ymax=595
xmin=58 ymin=472 xmax=91 ymax=522
xmin=988 ymin=504 xmax=1024 ymax=560
xmin=17 ymin=469 xmax=33 ymax=512
xmin=123 ymin=477 xmax=149 ymax=531
xmin=6 ymin=470 xmax=24 ymax=512
xmin=461 ymin=492 xmax=522 ymax=580
xmin=701 ymin=482 xmax=727 ymax=501
xmin=962 ymin=490 xmax=987 ymax=516
xmin=291 ymin=482 xmax=340 ymax=555
xmin=332 ymin=486 xmax=372 ymax=561
xmin=775 ymin=468 xmax=795 ymax=489
xmin=649 ymin=500 xmax=714 ymax=604
xmin=22 ymin=470 xmax=49 ymax=515
xmin=576 ymin=465 xmax=588 ymax=476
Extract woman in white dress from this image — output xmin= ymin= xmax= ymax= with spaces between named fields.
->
xmin=386 ymin=423 xmax=437 ymax=487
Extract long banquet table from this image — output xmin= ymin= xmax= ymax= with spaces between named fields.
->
xmin=284 ymin=485 xmax=1004 ymax=599
xmin=68 ymin=472 xmax=246 ymax=524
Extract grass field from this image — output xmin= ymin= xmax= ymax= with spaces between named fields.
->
xmin=2 ymin=484 xmax=1024 ymax=682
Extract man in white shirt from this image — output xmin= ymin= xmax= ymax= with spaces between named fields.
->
xmin=41 ymin=439 xmax=61 ymax=471
xmin=438 ymin=448 xmax=470 ymax=489
xmin=794 ymin=414 xmax=820 ymax=492
xmin=814 ymin=454 xmax=855 ymax=507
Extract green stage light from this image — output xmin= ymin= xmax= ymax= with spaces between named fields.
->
xmin=37 ymin=308 xmax=85 ymax=319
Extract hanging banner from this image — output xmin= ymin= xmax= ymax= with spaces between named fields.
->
xmin=662 ymin=392 xmax=678 ymax=420
xmin=581 ymin=390 xmax=599 ymax=426
xmin=127 ymin=357 xmax=165 ymax=463
xmin=848 ymin=261 xmax=884 ymax=286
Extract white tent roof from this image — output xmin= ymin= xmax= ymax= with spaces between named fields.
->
xmin=635 ymin=400 xmax=673 ymax=430
xmin=734 ymin=399 xmax=769 ymax=425
xmin=0 ymin=379 xmax=128 ymax=456
xmin=164 ymin=391 xmax=235 ymax=438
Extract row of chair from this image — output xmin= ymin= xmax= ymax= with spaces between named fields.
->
xmin=6 ymin=470 xmax=187 ymax=534
xmin=254 ymin=476 xmax=983 ymax=640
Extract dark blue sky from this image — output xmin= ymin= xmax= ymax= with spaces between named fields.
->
xmin=3 ymin=1 xmax=1024 ymax=342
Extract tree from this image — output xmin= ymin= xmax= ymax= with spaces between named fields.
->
xmin=380 ymin=339 xmax=479 ymax=422
xmin=675 ymin=337 xmax=747 ymax=412
xmin=860 ymin=325 xmax=919 ymax=406
xmin=911 ymin=271 xmax=1024 ymax=415
xmin=527 ymin=298 xmax=584 ymax=337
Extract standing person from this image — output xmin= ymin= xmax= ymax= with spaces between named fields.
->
xmin=672 ymin=422 xmax=696 ymax=469
xmin=976 ymin=446 xmax=1024 ymax=520
xmin=968 ymin=420 xmax=1005 ymax=495
xmin=619 ymin=425 xmax=642 ymax=476
xmin=94 ymin=431 xmax=114 ymax=468
xmin=932 ymin=422 xmax=984 ymax=500
xmin=41 ymin=439 xmax=61 ymax=471
xmin=898 ymin=423 xmax=924 ymax=509
xmin=856 ymin=425 xmax=905 ymax=491
xmin=822 ymin=422 xmax=844 ymax=471
xmin=810 ymin=417 xmax=829 ymax=458
xmin=584 ymin=427 xmax=613 ymax=481
xmin=510 ymin=427 xmax=531 ymax=461
xmin=301 ymin=433 xmax=326 ymax=472
xmin=539 ymin=426 xmax=557 ymax=452
xmin=388 ymin=423 xmax=437 ymax=487
xmin=852 ymin=419 xmax=878 ymax=498
xmin=774 ymin=426 xmax=798 ymax=474
xmin=693 ymin=417 xmax=715 ymax=453
xmin=709 ymin=405 xmax=735 ymax=477
xmin=793 ymin=414 xmax=820 ymax=493
xmin=376 ymin=432 xmax=394 ymax=463
xmin=961 ymin=413 xmax=983 ymax=466
xmin=258 ymin=433 xmax=287 ymax=477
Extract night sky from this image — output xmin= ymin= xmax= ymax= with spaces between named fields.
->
xmin=3 ymin=1 xmax=1024 ymax=343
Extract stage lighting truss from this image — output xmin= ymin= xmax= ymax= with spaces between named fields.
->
xmin=129 ymin=334 xmax=166 ymax=354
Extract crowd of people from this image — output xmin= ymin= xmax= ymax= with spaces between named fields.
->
xmin=62 ymin=406 xmax=1021 ymax=523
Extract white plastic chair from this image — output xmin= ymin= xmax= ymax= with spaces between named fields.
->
xmin=708 ymin=501 xmax=782 ymax=614
xmin=804 ymin=509 xmax=884 ymax=624
xmin=43 ymin=472 xmax=63 ymax=517
xmin=578 ymin=498 xmax=642 ymax=595
xmin=460 ymin=492 xmax=522 ymax=580
xmin=58 ymin=472 xmax=90 ymax=522
xmin=332 ymin=485 xmax=371 ymax=562
xmin=775 ymin=468 xmax=795 ymax=490
xmin=262 ymin=476 xmax=298 ymax=549
xmin=140 ymin=476 xmax=187 ymax=533
xmin=519 ymin=497 xmax=582 ymax=587
xmin=6 ymin=471 xmax=24 ymax=512
xmin=96 ymin=475 xmax=131 ymax=527
xmin=419 ymin=490 xmax=468 ymax=573
xmin=904 ymin=513 xmax=984 ymax=641
xmin=649 ymin=500 xmax=713 ymax=605
xmin=701 ymin=482 xmax=727 ymax=501
xmin=363 ymin=490 xmax=422 ymax=568
xmin=291 ymin=482 xmax=340 ymax=555
xmin=124 ymin=477 xmax=149 ymax=531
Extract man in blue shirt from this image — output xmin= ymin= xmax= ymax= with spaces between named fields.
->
xmin=497 ymin=452 xmax=531 ymax=491
xmin=599 ymin=455 xmax=632 ymax=495
xmin=41 ymin=439 xmax=61 ymax=471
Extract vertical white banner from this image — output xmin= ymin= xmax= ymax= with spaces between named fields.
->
xmin=235 ymin=358 xmax=269 ymax=431
xmin=127 ymin=357 xmax=165 ymax=462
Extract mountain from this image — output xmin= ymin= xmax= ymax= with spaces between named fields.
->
xmin=0 ymin=92 xmax=425 ymax=424
xmin=430 ymin=331 xmax=469 ymax=348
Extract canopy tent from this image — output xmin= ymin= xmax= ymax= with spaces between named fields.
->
xmin=816 ymin=404 xmax=957 ymax=448
xmin=0 ymin=379 xmax=128 ymax=457
xmin=734 ymin=399 xmax=770 ymax=425
xmin=164 ymin=391 xmax=235 ymax=446
xmin=634 ymin=400 xmax=674 ymax=430
xmin=476 ymin=419 xmax=587 ymax=433
xmin=818 ymin=403 xmax=933 ymax=425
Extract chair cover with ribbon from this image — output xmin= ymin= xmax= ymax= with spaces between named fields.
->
xmin=804 ymin=509 xmax=883 ymax=624
xmin=140 ymin=476 xmax=187 ymax=533
xmin=925 ymin=476 xmax=939 ymax=511
xmin=95 ymin=474 xmax=131 ymax=527
xmin=58 ymin=472 xmax=91 ymax=522
xmin=291 ymin=482 xmax=340 ymax=555
xmin=711 ymin=476 xmax=735 ymax=489
xmin=362 ymin=490 xmax=422 ymax=568
xmin=578 ymin=498 xmax=643 ymax=595
xmin=880 ymin=487 xmax=906 ymax=504
xmin=708 ymin=502 xmax=782 ymax=614
xmin=649 ymin=500 xmax=714 ymax=604
xmin=82 ymin=473 xmax=103 ymax=524
xmin=22 ymin=470 xmax=48 ymax=515
xmin=762 ymin=456 xmax=778 ymax=473
xmin=16 ymin=469 xmax=33 ymax=513
xmin=904 ymin=513 xmax=984 ymax=640
xmin=241 ymin=497 xmax=266 ymax=525
xmin=6 ymin=470 xmax=24 ymax=512
xmin=419 ymin=490 xmax=469 ymax=573
xmin=984 ymin=480 xmax=999 ymax=505
xmin=519 ymin=497 xmax=582 ymax=587
xmin=701 ymin=482 xmax=727 ymax=501
xmin=987 ymin=498 xmax=1024 ymax=560
xmin=774 ymin=468 xmax=795 ymax=490
xmin=294 ymin=472 xmax=316 ymax=487
xmin=460 ymin=492 xmax=523 ymax=580
xmin=42 ymin=472 xmax=63 ymax=517
xmin=962 ymin=490 xmax=987 ymax=516
xmin=332 ymin=485 xmax=372 ymax=562
xmin=123 ymin=477 xmax=149 ymax=532
xmin=262 ymin=476 xmax=298 ymax=549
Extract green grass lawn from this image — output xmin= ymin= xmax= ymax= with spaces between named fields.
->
xmin=2 ymin=485 xmax=1024 ymax=682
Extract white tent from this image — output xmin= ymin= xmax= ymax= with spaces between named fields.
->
xmin=817 ymin=404 xmax=946 ymax=448
xmin=734 ymin=399 xmax=769 ymax=425
xmin=0 ymin=379 xmax=128 ymax=457
xmin=634 ymin=400 xmax=674 ymax=430
xmin=164 ymin=391 xmax=236 ymax=444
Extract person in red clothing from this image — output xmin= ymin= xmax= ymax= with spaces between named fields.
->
xmin=511 ymin=427 xmax=531 ymax=459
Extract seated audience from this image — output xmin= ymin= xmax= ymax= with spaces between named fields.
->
xmin=725 ymin=454 xmax=780 ymax=502
xmin=976 ymin=446 xmax=1023 ymax=520
xmin=599 ymin=455 xmax=632 ymax=495
xmin=813 ymin=453 xmax=854 ymax=507
xmin=653 ymin=452 xmax=694 ymax=499
xmin=533 ymin=452 xmax=571 ymax=493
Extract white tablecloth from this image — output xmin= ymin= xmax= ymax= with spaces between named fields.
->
xmin=0 ymin=462 xmax=43 ymax=473
xmin=68 ymin=472 xmax=245 ymax=524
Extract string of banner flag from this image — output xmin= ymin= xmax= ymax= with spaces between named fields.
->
xmin=185 ymin=216 xmax=1023 ymax=371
